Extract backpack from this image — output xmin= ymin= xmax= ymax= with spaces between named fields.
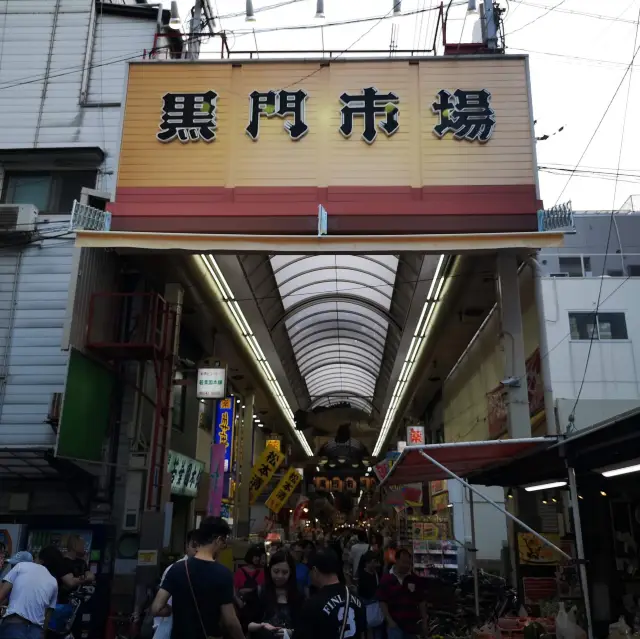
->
xmin=240 ymin=567 xmax=259 ymax=594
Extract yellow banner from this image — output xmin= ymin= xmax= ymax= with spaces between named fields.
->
xmin=265 ymin=467 xmax=302 ymax=513
xmin=249 ymin=448 xmax=285 ymax=505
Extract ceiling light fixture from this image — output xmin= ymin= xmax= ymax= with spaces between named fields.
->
xmin=246 ymin=0 xmax=256 ymax=21
xmin=373 ymin=255 xmax=447 ymax=456
xmin=507 ymin=488 xmax=514 ymax=500
xmin=600 ymin=461 xmax=640 ymax=478
xmin=541 ymin=492 xmax=548 ymax=505
xmin=600 ymin=490 xmax=607 ymax=497
xmin=169 ymin=1 xmax=181 ymax=28
xmin=315 ymin=0 xmax=325 ymax=18
xmin=524 ymin=481 xmax=567 ymax=492
xmin=199 ymin=255 xmax=312 ymax=456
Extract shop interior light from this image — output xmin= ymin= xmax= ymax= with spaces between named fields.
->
xmin=600 ymin=490 xmax=607 ymax=497
xmin=373 ymin=255 xmax=447 ymax=457
xmin=600 ymin=461 xmax=640 ymax=478
xmin=579 ymin=494 xmax=584 ymax=500
xmin=551 ymin=494 xmax=558 ymax=503
xmin=541 ymin=492 xmax=548 ymax=505
xmin=507 ymin=488 xmax=514 ymax=500
xmin=199 ymin=255 xmax=313 ymax=456
xmin=316 ymin=466 xmax=320 ymax=472
xmin=524 ymin=481 xmax=567 ymax=492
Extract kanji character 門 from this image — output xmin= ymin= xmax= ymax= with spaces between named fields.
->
xmin=157 ymin=91 xmax=218 ymax=143
xmin=339 ymin=87 xmax=400 ymax=144
xmin=431 ymin=89 xmax=496 ymax=143
xmin=246 ymin=89 xmax=309 ymax=141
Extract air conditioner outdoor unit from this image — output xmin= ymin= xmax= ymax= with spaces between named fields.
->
xmin=0 ymin=203 xmax=38 ymax=233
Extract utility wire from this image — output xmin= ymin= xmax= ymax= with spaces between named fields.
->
xmin=503 ymin=0 xmax=567 ymax=36
xmin=568 ymin=7 xmax=640 ymax=430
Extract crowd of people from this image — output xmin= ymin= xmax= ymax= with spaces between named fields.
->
xmin=0 ymin=520 xmax=429 ymax=639
xmin=0 ymin=535 xmax=95 ymax=639
xmin=150 ymin=518 xmax=428 ymax=639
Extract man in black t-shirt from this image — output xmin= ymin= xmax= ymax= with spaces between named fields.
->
xmin=151 ymin=517 xmax=244 ymax=639
xmin=294 ymin=550 xmax=367 ymax=639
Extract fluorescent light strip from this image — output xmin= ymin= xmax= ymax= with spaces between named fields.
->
xmin=602 ymin=464 xmax=640 ymax=478
xmin=373 ymin=255 xmax=446 ymax=457
xmin=199 ymin=255 xmax=313 ymax=457
xmin=524 ymin=481 xmax=567 ymax=492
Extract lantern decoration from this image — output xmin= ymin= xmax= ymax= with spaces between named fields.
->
xmin=345 ymin=477 xmax=357 ymax=492
xmin=331 ymin=477 xmax=343 ymax=491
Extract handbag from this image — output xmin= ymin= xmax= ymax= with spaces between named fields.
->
xmin=339 ymin=586 xmax=351 ymax=639
xmin=185 ymin=560 xmax=218 ymax=639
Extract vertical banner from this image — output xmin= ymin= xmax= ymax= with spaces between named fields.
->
xmin=265 ymin=467 xmax=302 ymax=513
xmin=213 ymin=397 xmax=234 ymax=472
xmin=207 ymin=443 xmax=226 ymax=516
xmin=249 ymin=448 xmax=286 ymax=505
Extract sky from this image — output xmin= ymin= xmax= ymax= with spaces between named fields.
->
xmin=173 ymin=0 xmax=640 ymax=212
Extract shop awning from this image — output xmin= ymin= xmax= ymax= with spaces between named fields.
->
xmin=380 ymin=437 xmax=558 ymax=487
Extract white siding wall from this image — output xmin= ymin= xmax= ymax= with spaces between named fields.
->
xmin=0 ymin=220 xmax=74 ymax=447
xmin=541 ymin=276 xmax=640 ymax=432
xmin=0 ymin=0 xmax=156 ymax=194
xmin=0 ymin=1 xmax=157 ymax=448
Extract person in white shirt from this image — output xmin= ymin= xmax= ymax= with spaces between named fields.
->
xmin=0 ymin=546 xmax=60 ymax=639
xmin=349 ymin=531 xmax=370 ymax=581
xmin=152 ymin=530 xmax=199 ymax=639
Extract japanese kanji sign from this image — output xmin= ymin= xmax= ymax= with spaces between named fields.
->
xmin=213 ymin=397 xmax=234 ymax=472
xmin=431 ymin=89 xmax=496 ymax=142
xmin=155 ymin=88 xmax=496 ymax=145
xmin=407 ymin=425 xmax=425 ymax=446
xmin=265 ymin=466 xmax=302 ymax=513
xmin=207 ymin=443 xmax=225 ymax=516
xmin=157 ymin=91 xmax=218 ymax=143
xmin=246 ymin=89 xmax=309 ymax=141
xmin=197 ymin=367 xmax=226 ymax=399
xmin=249 ymin=447 xmax=286 ymax=505
xmin=167 ymin=450 xmax=204 ymax=497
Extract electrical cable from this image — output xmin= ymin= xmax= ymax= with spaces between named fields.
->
xmin=503 ymin=0 xmax=567 ymax=36
xmin=509 ymin=0 xmax=639 ymax=25
xmin=567 ymin=7 xmax=640 ymax=431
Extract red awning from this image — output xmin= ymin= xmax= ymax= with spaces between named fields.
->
xmin=381 ymin=438 xmax=557 ymax=487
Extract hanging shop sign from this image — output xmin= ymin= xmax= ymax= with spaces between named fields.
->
xmin=266 ymin=437 xmax=281 ymax=453
xmin=345 ymin=477 xmax=357 ymax=493
xmin=331 ymin=477 xmax=343 ymax=491
xmin=167 ymin=450 xmax=204 ymax=497
xmin=518 ymin=532 xmax=563 ymax=565
xmin=265 ymin=467 xmax=302 ymax=514
xmin=314 ymin=477 xmax=329 ymax=491
xmin=407 ymin=426 xmax=425 ymax=446
xmin=196 ymin=367 xmax=226 ymax=399
xmin=373 ymin=451 xmax=401 ymax=483
xmin=111 ymin=59 xmax=538 ymax=237
xmin=249 ymin=448 xmax=286 ymax=505
xmin=213 ymin=397 xmax=234 ymax=472
xmin=430 ymin=480 xmax=447 ymax=495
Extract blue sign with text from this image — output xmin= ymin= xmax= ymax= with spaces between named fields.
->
xmin=214 ymin=397 xmax=234 ymax=473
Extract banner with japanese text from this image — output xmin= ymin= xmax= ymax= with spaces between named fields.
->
xmin=213 ymin=397 xmax=234 ymax=473
xmin=249 ymin=448 xmax=286 ymax=505
xmin=265 ymin=467 xmax=302 ymax=514
xmin=207 ymin=443 xmax=225 ymax=516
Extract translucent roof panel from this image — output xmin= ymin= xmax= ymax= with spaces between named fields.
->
xmin=270 ymin=254 xmax=399 ymax=415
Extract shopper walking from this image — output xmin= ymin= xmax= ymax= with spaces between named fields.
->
xmin=357 ymin=551 xmax=384 ymax=639
xmin=246 ymin=551 xmax=304 ymax=639
xmin=294 ymin=549 xmax=366 ymax=639
xmin=152 ymin=529 xmax=199 ymax=639
xmin=0 ymin=546 xmax=60 ymax=639
xmin=151 ymin=517 xmax=244 ymax=639
xmin=377 ymin=549 xmax=428 ymax=639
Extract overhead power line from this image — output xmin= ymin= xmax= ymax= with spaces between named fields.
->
xmin=503 ymin=0 xmax=568 ymax=36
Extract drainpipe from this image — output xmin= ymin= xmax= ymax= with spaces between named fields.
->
xmin=528 ymin=256 xmax=557 ymax=435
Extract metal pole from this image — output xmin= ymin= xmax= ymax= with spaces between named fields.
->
xmin=483 ymin=0 xmax=498 ymax=50
xmin=468 ymin=487 xmax=480 ymax=618
xmin=418 ymin=450 xmax=572 ymax=560
xmin=567 ymin=466 xmax=594 ymax=639
xmin=190 ymin=0 xmax=203 ymax=60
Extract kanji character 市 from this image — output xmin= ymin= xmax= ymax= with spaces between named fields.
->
xmin=339 ymin=87 xmax=400 ymax=144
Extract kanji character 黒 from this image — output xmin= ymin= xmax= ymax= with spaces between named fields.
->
xmin=246 ymin=89 xmax=309 ymax=141
xmin=339 ymin=87 xmax=400 ymax=144
xmin=157 ymin=91 xmax=218 ymax=143
xmin=431 ymin=89 xmax=496 ymax=143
